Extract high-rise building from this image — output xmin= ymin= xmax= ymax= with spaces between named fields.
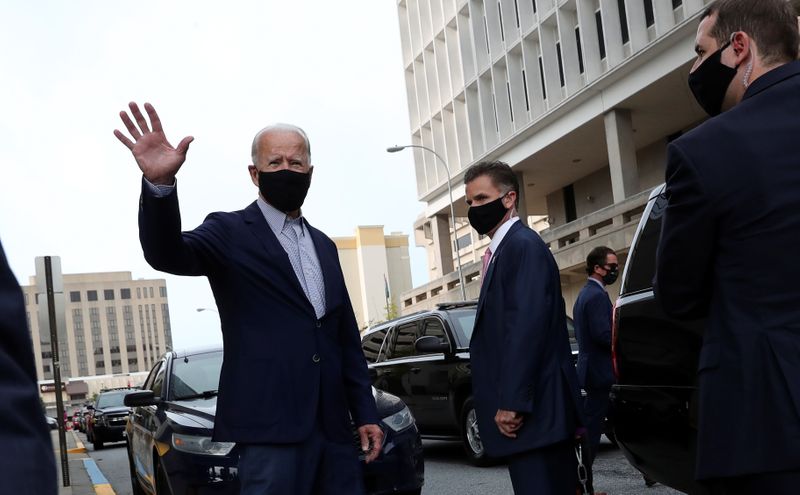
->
xmin=21 ymin=271 xmax=172 ymax=381
xmin=395 ymin=0 xmax=712 ymax=312
xmin=333 ymin=226 xmax=413 ymax=331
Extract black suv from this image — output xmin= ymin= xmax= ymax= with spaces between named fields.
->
xmin=361 ymin=302 xmax=578 ymax=465
xmin=610 ymin=185 xmax=708 ymax=494
xmin=87 ymin=387 xmax=138 ymax=450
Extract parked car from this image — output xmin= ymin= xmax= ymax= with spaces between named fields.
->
xmin=609 ymin=184 xmax=708 ymax=494
xmin=45 ymin=416 xmax=58 ymax=430
xmin=86 ymin=388 xmax=138 ymax=450
xmin=361 ymin=302 xmax=580 ymax=466
xmin=125 ymin=347 xmax=424 ymax=495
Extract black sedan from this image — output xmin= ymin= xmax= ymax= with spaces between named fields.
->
xmin=125 ymin=346 xmax=424 ymax=495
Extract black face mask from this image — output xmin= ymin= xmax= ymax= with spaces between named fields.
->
xmin=688 ymin=42 xmax=737 ymax=117
xmin=468 ymin=195 xmax=509 ymax=236
xmin=258 ymin=169 xmax=311 ymax=213
xmin=602 ymin=269 xmax=619 ymax=286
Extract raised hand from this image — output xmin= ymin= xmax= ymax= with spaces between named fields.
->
xmin=114 ymin=102 xmax=194 ymax=185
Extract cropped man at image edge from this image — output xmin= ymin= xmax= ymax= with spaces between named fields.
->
xmin=655 ymin=0 xmax=800 ymax=493
xmin=114 ymin=102 xmax=382 ymax=495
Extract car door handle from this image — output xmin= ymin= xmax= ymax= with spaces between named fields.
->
xmin=410 ymin=367 xmax=422 ymax=374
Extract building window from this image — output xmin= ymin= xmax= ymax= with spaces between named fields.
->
xmin=672 ymin=0 xmax=682 ymax=8
xmin=136 ymin=287 xmax=141 ymax=298
xmin=531 ymin=0 xmax=536 ymax=14
xmin=454 ymin=233 xmax=473 ymax=251
xmin=618 ymin=0 xmax=629 ymax=44
xmin=159 ymin=286 xmax=167 ymax=298
xmin=24 ymin=293 xmax=28 ymax=306
xmin=575 ymin=27 xmax=584 ymax=74
xmin=149 ymin=287 xmax=154 ymax=298
xmin=564 ymin=184 xmax=578 ymax=223
xmin=104 ymin=289 xmax=115 ymax=301
xmin=595 ymin=10 xmax=606 ymax=59
xmin=95 ymin=361 xmax=105 ymax=369
xmin=644 ymin=0 xmax=655 ymax=27
xmin=556 ymin=42 xmax=565 ymax=87
xmin=70 ymin=291 xmax=81 ymax=302
xmin=538 ymin=56 xmax=546 ymax=100
xmin=87 ymin=290 xmax=98 ymax=302
xmin=522 ymin=69 xmax=530 ymax=111
xmin=121 ymin=288 xmax=131 ymax=299
xmin=43 ymin=365 xmax=51 ymax=373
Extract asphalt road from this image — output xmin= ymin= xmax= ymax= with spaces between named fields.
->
xmin=80 ymin=431 xmax=683 ymax=495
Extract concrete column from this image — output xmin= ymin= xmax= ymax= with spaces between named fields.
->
xmin=431 ymin=214 xmax=455 ymax=275
xmin=604 ymin=108 xmax=639 ymax=203
xmin=515 ymin=172 xmax=529 ymax=226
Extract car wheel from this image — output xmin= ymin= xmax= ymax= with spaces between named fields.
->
xmin=155 ymin=460 xmax=173 ymax=495
xmin=126 ymin=442 xmax=146 ymax=495
xmin=93 ymin=434 xmax=104 ymax=451
xmin=460 ymin=397 xmax=491 ymax=466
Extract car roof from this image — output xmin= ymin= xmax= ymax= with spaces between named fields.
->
xmin=363 ymin=300 xmax=478 ymax=336
xmin=159 ymin=345 xmax=224 ymax=361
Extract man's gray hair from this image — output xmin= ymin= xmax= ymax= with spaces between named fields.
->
xmin=250 ymin=123 xmax=311 ymax=164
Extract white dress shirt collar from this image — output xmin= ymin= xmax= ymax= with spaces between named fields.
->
xmin=488 ymin=216 xmax=520 ymax=255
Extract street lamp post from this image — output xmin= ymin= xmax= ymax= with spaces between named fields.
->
xmin=387 ymin=144 xmax=467 ymax=301
xmin=196 ymin=307 xmax=218 ymax=314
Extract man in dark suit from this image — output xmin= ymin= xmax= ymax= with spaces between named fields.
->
xmin=655 ymin=1 xmax=800 ymax=493
xmin=114 ymin=103 xmax=382 ymax=495
xmin=0 ymin=238 xmax=57 ymax=494
xmin=464 ymin=161 xmax=582 ymax=494
xmin=573 ymin=246 xmax=618 ymax=490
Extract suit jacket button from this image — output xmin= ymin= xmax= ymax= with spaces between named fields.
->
xmin=316 ymin=320 xmax=322 ymax=328
xmin=312 ymin=354 xmax=321 ymax=363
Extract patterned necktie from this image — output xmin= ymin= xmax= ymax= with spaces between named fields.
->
xmin=282 ymin=220 xmax=326 ymax=318
xmin=481 ymin=247 xmax=492 ymax=286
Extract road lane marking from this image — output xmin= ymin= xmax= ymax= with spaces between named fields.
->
xmin=82 ymin=458 xmax=116 ymax=495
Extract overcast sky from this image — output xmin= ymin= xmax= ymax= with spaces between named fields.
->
xmin=0 ymin=1 xmax=429 ymax=349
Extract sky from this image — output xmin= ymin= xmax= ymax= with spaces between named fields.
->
xmin=0 ymin=1 xmax=429 ymax=349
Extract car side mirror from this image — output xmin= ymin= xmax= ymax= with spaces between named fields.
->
xmin=415 ymin=336 xmax=450 ymax=354
xmin=124 ymin=390 xmax=160 ymax=407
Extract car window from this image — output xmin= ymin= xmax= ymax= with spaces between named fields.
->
xmin=391 ymin=322 xmax=419 ymax=359
xmin=419 ymin=318 xmax=448 ymax=354
xmin=448 ymin=309 xmax=476 ymax=345
xmin=623 ymin=193 xmax=667 ymax=294
xmin=169 ymin=351 xmax=222 ymax=400
xmin=362 ymin=328 xmax=388 ymax=364
xmin=566 ymin=316 xmax=576 ymax=345
xmin=95 ymin=391 xmax=130 ymax=409
xmin=151 ymin=361 xmax=167 ymax=398
xmin=142 ymin=361 xmax=162 ymax=391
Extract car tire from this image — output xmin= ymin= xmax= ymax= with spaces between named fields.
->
xmin=126 ymin=442 xmax=146 ymax=495
xmin=155 ymin=460 xmax=173 ymax=495
xmin=93 ymin=434 xmax=104 ymax=451
xmin=460 ymin=397 xmax=491 ymax=466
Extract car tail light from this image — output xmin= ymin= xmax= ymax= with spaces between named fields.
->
xmin=611 ymin=299 xmax=621 ymax=380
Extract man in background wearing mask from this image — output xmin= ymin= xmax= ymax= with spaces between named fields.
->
xmin=114 ymin=103 xmax=382 ymax=495
xmin=573 ymin=246 xmax=618 ymax=494
xmin=655 ymin=1 xmax=800 ymax=493
xmin=464 ymin=161 xmax=582 ymax=494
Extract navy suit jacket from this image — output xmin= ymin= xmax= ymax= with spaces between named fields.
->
xmin=469 ymin=221 xmax=582 ymax=457
xmin=0 ymin=239 xmax=57 ymax=494
xmin=573 ymin=280 xmax=614 ymax=391
xmin=138 ymin=182 xmax=378 ymax=444
xmin=655 ymin=61 xmax=800 ymax=479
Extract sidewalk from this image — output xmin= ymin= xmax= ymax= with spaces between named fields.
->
xmin=52 ymin=428 xmax=115 ymax=495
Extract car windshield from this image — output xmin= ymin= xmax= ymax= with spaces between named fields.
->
xmin=170 ymin=351 xmax=223 ymax=401
xmin=96 ymin=391 xmax=130 ymax=409
xmin=448 ymin=308 xmax=476 ymax=346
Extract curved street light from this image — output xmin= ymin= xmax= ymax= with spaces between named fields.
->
xmin=387 ymin=144 xmax=467 ymax=301
xmin=196 ymin=307 xmax=218 ymax=313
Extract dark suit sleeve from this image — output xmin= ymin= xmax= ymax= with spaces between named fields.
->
xmin=585 ymin=291 xmax=612 ymax=351
xmin=138 ymin=178 xmax=229 ymax=276
xmin=497 ymin=237 xmax=553 ymax=414
xmin=0 ymin=240 xmax=57 ymax=494
xmin=335 ymin=254 xmax=379 ymax=427
xmin=655 ymin=143 xmax=715 ymax=319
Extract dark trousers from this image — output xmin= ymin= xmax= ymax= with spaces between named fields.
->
xmin=237 ymin=421 xmax=364 ymax=495
xmin=704 ymin=470 xmax=800 ymax=495
xmin=583 ymin=386 xmax=611 ymax=463
xmin=507 ymin=440 xmax=577 ymax=495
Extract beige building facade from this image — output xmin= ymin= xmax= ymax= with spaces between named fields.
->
xmin=334 ymin=226 xmax=413 ymax=331
xmin=22 ymin=271 xmax=172 ymax=382
xmin=395 ymin=0 xmax=714 ymax=314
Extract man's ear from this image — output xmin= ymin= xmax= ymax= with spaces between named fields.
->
xmin=730 ymin=31 xmax=753 ymax=66
xmin=504 ymin=190 xmax=517 ymax=210
xmin=248 ymin=165 xmax=259 ymax=187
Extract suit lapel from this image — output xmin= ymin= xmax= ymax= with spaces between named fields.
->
xmin=475 ymin=221 xmax=524 ymax=323
xmin=242 ymin=202 xmax=314 ymax=315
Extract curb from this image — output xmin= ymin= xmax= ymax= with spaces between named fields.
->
xmin=67 ymin=429 xmax=87 ymax=454
xmin=82 ymin=458 xmax=116 ymax=495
